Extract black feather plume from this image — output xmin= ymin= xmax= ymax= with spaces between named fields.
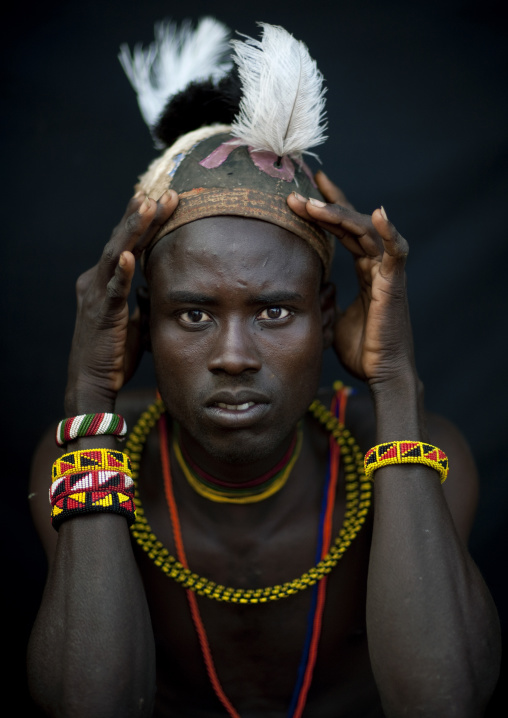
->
xmin=153 ymin=69 xmax=242 ymax=147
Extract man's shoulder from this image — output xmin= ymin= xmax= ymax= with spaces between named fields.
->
xmin=314 ymin=385 xmax=478 ymax=542
xmin=425 ymin=411 xmax=479 ymax=541
xmin=314 ymin=384 xmax=377 ymax=453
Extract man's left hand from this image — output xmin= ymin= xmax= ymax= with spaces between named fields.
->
xmin=287 ymin=172 xmax=416 ymax=387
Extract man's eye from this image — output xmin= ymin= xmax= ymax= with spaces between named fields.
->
xmin=179 ymin=310 xmax=212 ymax=324
xmin=257 ymin=307 xmax=291 ymax=320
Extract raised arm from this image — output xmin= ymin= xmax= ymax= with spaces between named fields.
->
xmin=28 ymin=190 xmax=179 ymax=718
xmin=288 ymin=177 xmax=501 ymax=716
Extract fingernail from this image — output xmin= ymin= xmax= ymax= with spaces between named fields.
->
xmin=293 ymin=192 xmax=307 ymax=202
xmin=119 ymin=252 xmax=127 ymax=268
xmin=138 ymin=197 xmax=151 ymax=214
xmin=380 ymin=205 xmax=388 ymax=221
xmin=309 ymin=198 xmax=326 ymax=208
xmin=159 ymin=189 xmax=172 ymax=204
xmin=133 ymin=190 xmax=144 ymax=199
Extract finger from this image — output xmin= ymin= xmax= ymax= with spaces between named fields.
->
xmin=111 ymin=190 xmax=146 ymax=234
xmin=315 ymin=171 xmax=354 ymax=209
xmin=326 ymin=227 xmax=369 ymax=258
xmin=117 ymin=190 xmax=179 ymax=258
xmin=306 ymin=200 xmax=377 ymax=246
xmin=98 ymin=196 xmax=158 ymax=282
xmin=131 ymin=189 xmax=179 ymax=258
xmin=288 ymin=191 xmax=361 ymax=252
xmin=372 ymin=207 xmax=408 ymax=257
xmin=101 ymin=251 xmax=136 ymax=316
xmin=123 ymin=189 xmax=146 ymax=217
xmin=98 ymin=190 xmax=178 ymax=283
xmin=371 ymin=207 xmax=409 ymax=277
xmin=287 ymin=194 xmax=382 ymax=257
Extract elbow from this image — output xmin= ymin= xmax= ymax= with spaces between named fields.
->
xmin=377 ymin=635 xmax=502 ymax=718
xmin=28 ymin=649 xmax=156 ymax=718
xmin=28 ymin=681 xmax=156 ymax=718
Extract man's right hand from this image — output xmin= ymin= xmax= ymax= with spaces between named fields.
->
xmin=65 ymin=189 xmax=179 ymax=415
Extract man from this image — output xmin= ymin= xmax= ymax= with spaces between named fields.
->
xmin=28 ymin=20 xmax=500 ymax=717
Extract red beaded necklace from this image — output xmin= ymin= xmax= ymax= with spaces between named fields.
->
xmin=174 ymin=421 xmax=303 ymax=503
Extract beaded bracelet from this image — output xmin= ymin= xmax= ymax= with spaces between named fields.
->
xmin=50 ymin=469 xmax=134 ymax=504
xmin=364 ymin=441 xmax=449 ymax=483
xmin=51 ymin=487 xmax=136 ymax=531
xmin=50 ymin=450 xmax=135 ymax=530
xmin=55 ymin=413 xmax=127 ymax=447
xmin=52 ymin=448 xmax=132 ymax=482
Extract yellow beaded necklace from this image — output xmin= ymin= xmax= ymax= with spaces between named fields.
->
xmin=127 ymin=394 xmax=371 ymax=604
xmin=173 ymin=421 xmax=304 ymax=504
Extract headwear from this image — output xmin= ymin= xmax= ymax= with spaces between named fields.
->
xmin=120 ymin=19 xmax=334 ymax=275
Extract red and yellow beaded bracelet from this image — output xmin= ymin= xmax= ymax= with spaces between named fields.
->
xmin=364 ymin=441 xmax=449 ymax=483
xmin=52 ymin=448 xmax=132 ymax=481
xmin=50 ymin=485 xmax=136 ymax=530
xmin=50 ymin=449 xmax=135 ymax=530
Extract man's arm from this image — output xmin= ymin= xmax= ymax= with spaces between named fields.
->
xmin=367 ymin=378 xmax=498 ymax=717
xmin=27 ymin=190 xmax=179 ymax=718
xmin=288 ymin=178 xmax=501 ymax=717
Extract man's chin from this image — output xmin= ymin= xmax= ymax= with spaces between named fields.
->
xmin=192 ymin=433 xmax=280 ymax=466
xmin=180 ymin=422 xmax=297 ymax=468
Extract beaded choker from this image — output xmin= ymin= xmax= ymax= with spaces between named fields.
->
xmin=127 ymin=393 xmax=371 ymax=603
xmin=173 ymin=421 xmax=303 ymax=503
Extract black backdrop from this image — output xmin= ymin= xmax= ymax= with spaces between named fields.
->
xmin=3 ymin=1 xmax=507 ymax=714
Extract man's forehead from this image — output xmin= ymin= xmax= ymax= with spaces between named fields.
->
xmin=147 ymin=215 xmax=322 ymax=283
xmin=149 ymin=215 xmax=319 ymax=264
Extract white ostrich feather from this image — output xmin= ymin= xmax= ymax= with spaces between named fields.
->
xmin=230 ymin=23 xmax=327 ymax=158
xmin=119 ymin=17 xmax=232 ymax=128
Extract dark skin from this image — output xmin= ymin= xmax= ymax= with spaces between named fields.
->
xmin=28 ymin=175 xmax=500 ymax=717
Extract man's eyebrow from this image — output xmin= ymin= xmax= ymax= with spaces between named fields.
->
xmin=165 ymin=291 xmax=219 ymax=305
xmin=246 ymin=291 xmax=305 ymax=305
xmin=164 ymin=290 xmax=306 ymax=305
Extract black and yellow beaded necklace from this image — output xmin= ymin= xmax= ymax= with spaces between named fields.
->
xmin=126 ymin=393 xmax=371 ymax=604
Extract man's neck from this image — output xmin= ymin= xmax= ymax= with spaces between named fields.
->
xmin=177 ymin=422 xmax=299 ymax=484
xmin=166 ymin=415 xmax=327 ymax=531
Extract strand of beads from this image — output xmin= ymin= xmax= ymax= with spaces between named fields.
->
xmin=127 ymin=397 xmax=371 ymax=604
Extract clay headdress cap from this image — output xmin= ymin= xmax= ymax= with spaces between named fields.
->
xmin=120 ymin=19 xmax=334 ymax=275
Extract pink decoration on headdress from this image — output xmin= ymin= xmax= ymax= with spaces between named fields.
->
xmin=248 ymin=149 xmax=295 ymax=181
xmin=199 ymin=138 xmax=298 ymax=183
xmin=199 ymin=139 xmax=240 ymax=169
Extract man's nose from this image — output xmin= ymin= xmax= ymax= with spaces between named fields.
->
xmin=208 ymin=319 xmax=261 ymax=375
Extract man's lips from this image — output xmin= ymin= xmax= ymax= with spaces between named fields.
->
xmin=205 ymin=390 xmax=270 ymax=408
xmin=216 ymin=401 xmax=255 ymax=411
xmin=204 ymin=391 xmax=271 ymax=426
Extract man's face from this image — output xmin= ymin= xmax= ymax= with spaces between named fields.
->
xmin=146 ymin=216 xmax=332 ymax=467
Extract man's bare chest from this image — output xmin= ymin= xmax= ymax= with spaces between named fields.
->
xmin=127 ymin=394 xmax=380 ymax=715
xmin=133 ymin=489 xmax=379 ymax=717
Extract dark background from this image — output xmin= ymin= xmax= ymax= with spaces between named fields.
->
xmin=3 ymin=0 xmax=507 ymax=714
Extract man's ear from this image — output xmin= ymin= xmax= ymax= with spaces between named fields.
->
xmin=136 ymin=285 xmax=152 ymax=352
xmin=319 ymin=282 xmax=336 ymax=350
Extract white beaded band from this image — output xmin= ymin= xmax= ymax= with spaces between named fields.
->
xmin=55 ymin=413 xmax=127 ymax=447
